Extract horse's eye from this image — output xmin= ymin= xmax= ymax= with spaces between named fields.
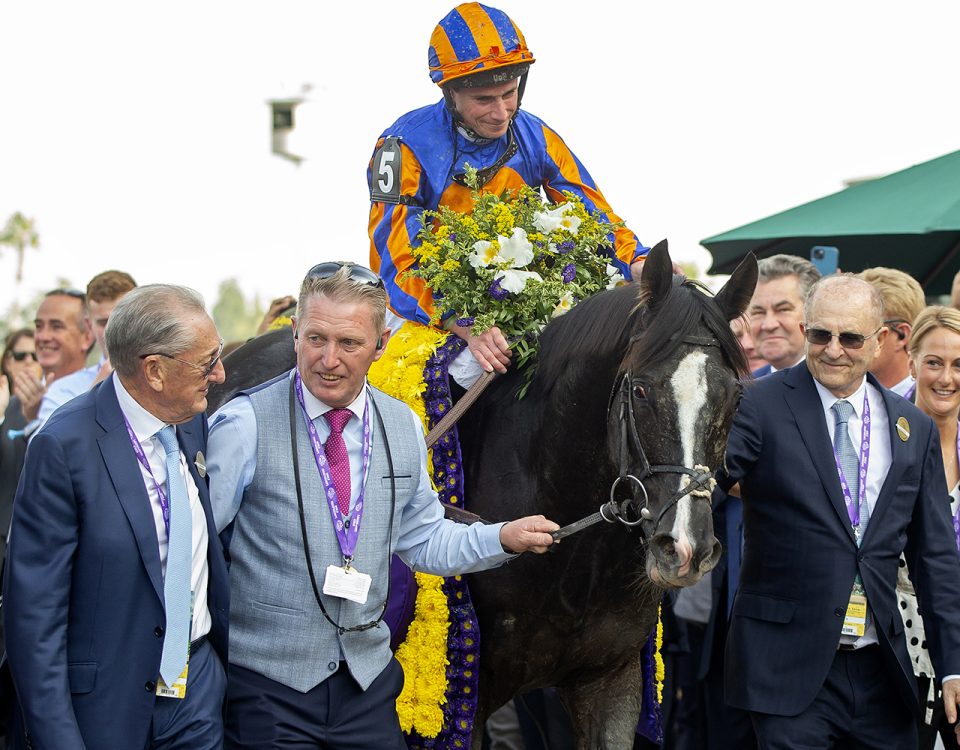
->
xmin=633 ymin=384 xmax=647 ymax=400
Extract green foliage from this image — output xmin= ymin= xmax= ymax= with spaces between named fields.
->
xmin=212 ymin=279 xmax=264 ymax=344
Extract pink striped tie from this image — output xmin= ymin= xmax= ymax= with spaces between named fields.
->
xmin=324 ymin=408 xmax=353 ymax=515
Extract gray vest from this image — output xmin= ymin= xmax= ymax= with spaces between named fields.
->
xmin=229 ymin=374 xmax=420 ymax=691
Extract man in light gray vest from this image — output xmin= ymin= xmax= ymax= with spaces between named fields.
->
xmin=207 ymin=262 xmax=559 ymax=750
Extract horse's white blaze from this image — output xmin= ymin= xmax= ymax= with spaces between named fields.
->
xmin=669 ymin=351 xmax=709 ymax=568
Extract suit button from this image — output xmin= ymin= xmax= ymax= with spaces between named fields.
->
xmin=154 ymin=626 xmax=164 ymax=638
xmin=834 ymin=607 xmax=844 ymax=617
xmin=145 ymin=681 xmax=156 ymax=692
xmin=328 ymin=662 xmax=337 ymax=671
xmin=857 ymin=552 xmax=865 ymax=562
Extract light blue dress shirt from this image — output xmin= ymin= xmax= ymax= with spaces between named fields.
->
xmin=33 ymin=360 xmax=103 ymax=438
xmin=207 ymin=376 xmax=513 ymax=576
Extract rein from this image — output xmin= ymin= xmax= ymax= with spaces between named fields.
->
xmin=550 ymin=333 xmax=720 ymax=543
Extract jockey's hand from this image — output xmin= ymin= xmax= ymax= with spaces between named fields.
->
xmin=499 ymin=515 xmax=560 ymax=555
xmin=450 ymin=322 xmax=511 ymax=374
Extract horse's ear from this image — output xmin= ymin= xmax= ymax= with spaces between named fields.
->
xmin=713 ymin=252 xmax=759 ymax=321
xmin=638 ymin=239 xmax=673 ymax=306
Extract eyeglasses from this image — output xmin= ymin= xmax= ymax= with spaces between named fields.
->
xmin=140 ymin=339 xmax=225 ymax=378
xmin=804 ymin=326 xmax=883 ymax=350
xmin=306 ymin=262 xmax=384 ymax=289
xmin=10 ymin=351 xmax=38 ymax=362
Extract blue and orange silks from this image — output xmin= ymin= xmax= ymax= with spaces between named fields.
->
xmin=367 ymin=100 xmax=647 ymax=326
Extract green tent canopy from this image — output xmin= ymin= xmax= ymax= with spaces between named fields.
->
xmin=702 ymin=149 xmax=960 ymax=296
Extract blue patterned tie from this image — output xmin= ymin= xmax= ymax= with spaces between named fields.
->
xmin=155 ymin=425 xmax=192 ymax=685
xmin=832 ymin=400 xmax=869 ymax=540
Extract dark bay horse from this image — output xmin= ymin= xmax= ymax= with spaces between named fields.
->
xmin=207 ymin=242 xmax=757 ymax=748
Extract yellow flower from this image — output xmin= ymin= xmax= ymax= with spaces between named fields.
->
xmin=442 ymin=259 xmax=460 ymax=272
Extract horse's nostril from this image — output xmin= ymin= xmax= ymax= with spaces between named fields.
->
xmin=651 ymin=533 xmax=679 ymax=563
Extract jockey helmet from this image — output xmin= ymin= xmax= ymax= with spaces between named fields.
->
xmin=428 ymin=3 xmax=535 ymax=89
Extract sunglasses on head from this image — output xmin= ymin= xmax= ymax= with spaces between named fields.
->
xmin=804 ymin=326 xmax=883 ymax=350
xmin=10 ymin=351 xmax=38 ymax=362
xmin=306 ymin=262 xmax=384 ymax=289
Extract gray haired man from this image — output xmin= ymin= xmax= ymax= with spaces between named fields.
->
xmin=4 ymin=285 xmax=230 ymax=750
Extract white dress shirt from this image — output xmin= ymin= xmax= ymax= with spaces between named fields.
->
xmin=113 ymin=374 xmax=211 ymax=641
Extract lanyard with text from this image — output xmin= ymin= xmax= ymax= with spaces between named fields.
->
xmin=123 ymin=416 xmax=171 ymax=536
xmin=293 ymin=371 xmax=372 ymax=564
xmin=953 ymin=425 xmax=960 ymax=552
xmin=832 ymin=393 xmax=871 ymax=535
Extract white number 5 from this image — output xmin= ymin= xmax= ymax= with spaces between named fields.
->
xmin=378 ymin=151 xmax=396 ymax=194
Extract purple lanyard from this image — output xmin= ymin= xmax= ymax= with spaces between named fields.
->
xmin=953 ymin=426 xmax=960 ymax=552
xmin=904 ymin=382 xmax=917 ymax=401
xmin=293 ymin=372 xmax=372 ymax=562
xmin=832 ymin=393 xmax=871 ymax=529
xmin=123 ymin=416 xmax=171 ymax=536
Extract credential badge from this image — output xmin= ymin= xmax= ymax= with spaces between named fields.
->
xmin=195 ymin=450 xmax=207 ymax=478
xmin=896 ymin=417 xmax=910 ymax=443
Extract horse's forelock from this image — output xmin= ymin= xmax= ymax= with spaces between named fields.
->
xmin=624 ymin=277 xmax=749 ymax=378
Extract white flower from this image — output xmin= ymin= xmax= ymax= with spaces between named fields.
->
xmin=533 ymin=203 xmax=582 ymax=235
xmin=495 ymin=269 xmax=543 ymax=294
xmin=605 ymin=263 xmax=625 ymax=290
xmin=551 ymin=290 xmax=576 ymax=318
xmin=468 ymin=239 xmax=498 ymax=269
xmin=495 ymin=227 xmax=534 ymax=267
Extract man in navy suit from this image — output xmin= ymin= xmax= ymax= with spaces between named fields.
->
xmin=698 ymin=254 xmax=822 ymax=749
xmin=719 ymin=274 xmax=960 ymax=748
xmin=3 ymin=285 xmax=230 ymax=750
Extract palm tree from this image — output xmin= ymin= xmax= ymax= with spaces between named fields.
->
xmin=0 ymin=211 xmax=40 ymax=327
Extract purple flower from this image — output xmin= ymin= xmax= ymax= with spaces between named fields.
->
xmin=562 ymin=263 xmax=576 ymax=283
xmin=488 ymin=278 xmax=509 ymax=300
xmin=558 ymin=240 xmax=575 ymax=254
xmin=448 ymin=233 xmax=457 ymax=241
xmin=455 ymin=316 xmax=475 ymax=327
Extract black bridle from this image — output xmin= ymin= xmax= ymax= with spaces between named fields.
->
xmin=550 ymin=334 xmax=721 ymax=542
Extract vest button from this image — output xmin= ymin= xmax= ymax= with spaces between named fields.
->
xmin=145 ymin=681 xmax=156 ymax=692
xmin=154 ymin=626 xmax=164 ymax=638
xmin=328 ymin=662 xmax=337 ymax=671
xmin=834 ymin=607 xmax=844 ymax=617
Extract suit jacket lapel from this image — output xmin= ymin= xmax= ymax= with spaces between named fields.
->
xmin=861 ymin=376 xmax=907 ymax=542
xmin=95 ymin=379 xmax=165 ymax=603
xmin=177 ymin=418 xmax=217 ymax=538
xmin=783 ymin=365 xmax=858 ymax=545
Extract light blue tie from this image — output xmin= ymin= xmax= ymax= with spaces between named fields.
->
xmin=155 ymin=425 xmax=192 ymax=685
xmin=832 ymin=400 xmax=869 ymax=541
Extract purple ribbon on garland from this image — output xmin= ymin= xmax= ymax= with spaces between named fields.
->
xmin=636 ymin=625 xmax=664 ymax=745
xmin=405 ymin=335 xmax=482 ymax=750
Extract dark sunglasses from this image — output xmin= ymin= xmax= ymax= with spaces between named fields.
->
xmin=140 ymin=339 xmax=225 ymax=378
xmin=804 ymin=326 xmax=883 ymax=350
xmin=10 ymin=351 xmax=38 ymax=362
xmin=306 ymin=262 xmax=384 ymax=289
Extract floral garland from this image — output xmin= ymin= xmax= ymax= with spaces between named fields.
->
xmin=367 ymin=325 xmax=481 ymax=748
xmin=368 ymin=325 xmax=451 ymax=739
xmin=637 ymin=603 xmax=665 ymax=744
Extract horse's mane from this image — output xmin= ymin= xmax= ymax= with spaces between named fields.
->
xmin=532 ymin=284 xmax=640 ymax=390
xmin=626 ymin=276 xmax=749 ymax=377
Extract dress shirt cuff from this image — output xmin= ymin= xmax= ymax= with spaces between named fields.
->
xmin=485 ymin=522 xmax=519 ymax=562
xmin=943 ymin=674 xmax=960 ymax=685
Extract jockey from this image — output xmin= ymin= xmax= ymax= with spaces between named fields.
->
xmin=368 ymin=2 xmax=649 ymax=380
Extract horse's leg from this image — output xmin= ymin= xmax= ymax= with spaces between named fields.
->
xmin=557 ymin=657 xmax=644 ymax=750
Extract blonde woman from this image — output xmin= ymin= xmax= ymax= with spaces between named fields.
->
xmin=898 ymin=304 xmax=960 ymax=749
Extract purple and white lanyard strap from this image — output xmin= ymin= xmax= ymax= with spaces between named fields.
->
xmin=833 ymin=393 xmax=871 ymax=535
xmin=124 ymin=416 xmax=172 ymax=537
xmin=953 ymin=425 xmax=960 ymax=552
xmin=294 ymin=372 xmax=373 ymax=564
